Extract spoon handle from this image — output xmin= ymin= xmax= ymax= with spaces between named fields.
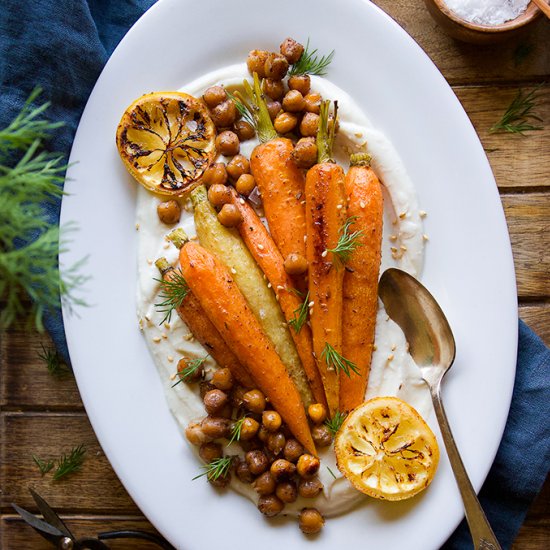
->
xmin=430 ymin=385 xmax=502 ymax=550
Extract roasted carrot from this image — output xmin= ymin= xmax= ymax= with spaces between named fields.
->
xmin=228 ymin=188 xmax=327 ymax=408
xmin=155 ymin=257 xmax=254 ymax=389
xmin=340 ymin=154 xmax=383 ymax=412
xmin=305 ymin=101 xmax=350 ymax=416
xmin=179 ymin=242 xmax=316 ymax=454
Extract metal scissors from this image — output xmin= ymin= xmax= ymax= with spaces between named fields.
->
xmin=12 ymin=488 xmax=176 ymax=549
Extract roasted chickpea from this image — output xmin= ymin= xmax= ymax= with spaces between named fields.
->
xmin=185 ymin=421 xmax=208 ymax=446
xmin=308 ymin=403 xmax=327 ymax=424
xmin=177 ymin=357 xmax=203 ymax=383
xmin=233 ymin=120 xmax=255 ymax=141
xmin=203 ymin=389 xmax=228 ymax=415
xmin=218 ymin=203 xmax=243 ymax=227
xmin=207 ymin=183 xmax=232 ymax=208
xmin=284 ymin=253 xmax=308 ymax=275
xmin=211 ymin=367 xmax=233 ymax=391
xmin=304 ymin=93 xmax=322 ymax=114
xmin=288 ymin=75 xmax=311 ymax=96
xmin=253 ymin=471 xmax=276 ymax=495
xmin=247 ymin=49 xmax=269 ymax=78
xmin=299 ymin=508 xmax=325 ymax=534
xmin=258 ymin=494 xmax=284 ymax=517
xmin=311 ymin=425 xmax=332 ymax=447
xmin=245 ymin=450 xmax=270 ymax=475
xmin=266 ymin=100 xmax=282 ymax=121
xmin=280 ymin=38 xmax=304 ymax=64
xmin=203 ymin=85 xmax=227 ymax=108
xmin=297 ymin=454 xmax=320 ymax=478
xmin=274 ymin=111 xmax=298 ymax=134
xmin=276 ymin=480 xmax=298 ymax=503
xmin=235 ymin=173 xmax=256 ymax=196
xmin=282 ymin=90 xmax=305 ymax=113
xmin=209 ymin=471 xmax=231 ymax=489
xmin=270 ymin=458 xmax=297 ymax=482
xmin=215 ymin=130 xmax=240 ymax=156
xmin=202 ymin=162 xmax=228 ymax=187
xmin=298 ymin=477 xmax=324 ymax=498
xmin=262 ymin=410 xmax=282 ymax=432
xmin=283 ymin=438 xmax=304 ymax=463
xmin=299 ymin=112 xmax=319 ymax=137
xmin=199 ymin=380 xmax=217 ymax=399
xmin=257 ymin=425 xmax=270 ymax=443
xmin=230 ymin=385 xmax=248 ymax=408
xmin=226 ymin=154 xmax=250 ymax=182
xmin=267 ymin=432 xmax=286 ymax=456
xmin=235 ymin=458 xmax=254 ymax=483
xmin=292 ymin=138 xmax=317 ymax=169
xmin=199 ymin=441 xmax=222 ymax=463
xmin=264 ymin=53 xmax=289 ymax=80
xmin=217 ymin=403 xmax=233 ymax=419
xmin=263 ymin=78 xmax=285 ymax=100
xmin=239 ymin=417 xmax=260 ymax=441
xmin=243 ymin=389 xmax=266 ymax=413
xmin=210 ymin=100 xmax=237 ymax=128
xmin=200 ymin=416 xmax=232 ymax=439
xmin=157 ymin=200 xmax=181 ymax=225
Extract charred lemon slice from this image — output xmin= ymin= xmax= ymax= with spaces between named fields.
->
xmin=116 ymin=92 xmax=215 ymax=196
xmin=335 ymin=397 xmax=439 ymax=501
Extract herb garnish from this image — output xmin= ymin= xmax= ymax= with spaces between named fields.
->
xmin=193 ymin=456 xmax=233 ymax=481
xmin=325 ymin=410 xmax=347 ymax=436
xmin=33 ymin=445 xmax=87 ymax=480
xmin=172 ymin=356 xmax=207 ymax=387
xmin=327 ymin=466 xmax=337 ymax=480
xmin=490 ymin=86 xmax=543 ymax=135
xmin=288 ymin=291 xmax=310 ymax=333
xmin=327 ymin=216 xmax=363 ymax=264
xmin=226 ymin=90 xmax=255 ymax=128
xmin=227 ymin=415 xmax=248 ymax=445
xmin=38 ymin=344 xmax=70 ymax=377
xmin=154 ymin=270 xmax=189 ymax=324
xmin=32 ymin=455 xmax=54 ymax=476
xmin=289 ymin=39 xmax=334 ymax=76
xmin=321 ymin=343 xmax=359 ymax=377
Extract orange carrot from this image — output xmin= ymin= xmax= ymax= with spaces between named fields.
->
xmin=179 ymin=242 xmax=316 ymax=455
xmin=340 ymin=154 xmax=384 ymax=413
xmin=155 ymin=258 xmax=254 ymax=389
xmin=228 ymin=188 xmax=327 ymax=408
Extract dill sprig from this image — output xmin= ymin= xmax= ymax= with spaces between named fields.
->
xmin=32 ymin=454 xmax=54 ymax=476
xmin=490 ymin=86 xmax=543 ymax=135
xmin=327 ymin=466 xmax=337 ymax=479
xmin=325 ymin=410 xmax=347 ymax=436
xmin=321 ymin=343 xmax=359 ymax=377
xmin=38 ymin=343 xmax=71 ymax=377
xmin=193 ymin=456 xmax=233 ymax=481
xmin=328 ymin=216 xmax=363 ymax=264
xmin=172 ymin=356 xmax=207 ymax=387
xmin=227 ymin=415 xmax=248 ymax=445
xmin=226 ymin=90 xmax=255 ymax=127
xmin=154 ymin=269 xmax=189 ymax=324
xmin=52 ymin=444 xmax=86 ymax=480
xmin=288 ymin=291 xmax=309 ymax=333
xmin=289 ymin=40 xmax=334 ymax=76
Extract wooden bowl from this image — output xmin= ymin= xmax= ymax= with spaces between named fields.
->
xmin=424 ymin=0 xmax=542 ymax=44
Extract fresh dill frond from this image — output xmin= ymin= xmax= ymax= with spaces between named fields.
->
xmin=226 ymin=90 xmax=255 ymax=128
xmin=38 ymin=344 xmax=70 ymax=377
xmin=154 ymin=270 xmax=189 ymax=324
xmin=289 ymin=39 xmax=334 ymax=76
xmin=227 ymin=415 xmax=248 ymax=445
xmin=52 ymin=445 xmax=87 ymax=481
xmin=327 ymin=216 xmax=363 ymax=264
xmin=288 ymin=291 xmax=309 ymax=333
xmin=172 ymin=356 xmax=207 ymax=387
xmin=32 ymin=454 xmax=54 ymax=476
xmin=321 ymin=343 xmax=359 ymax=377
xmin=490 ymin=86 xmax=543 ymax=135
xmin=193 ymin=456 xmax=233 ymax=481
xmin=325 ymin=410 xmax=347 ymax=436
xmin=327 ymin=466 xmax=337 ymax=479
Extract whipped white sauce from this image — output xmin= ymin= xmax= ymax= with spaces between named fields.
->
xmin=135 ymin=64 xmax=430 ymax=517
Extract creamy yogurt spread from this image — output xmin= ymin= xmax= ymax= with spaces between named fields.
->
xmin=135 ymin=64 xmax=430 ymax=517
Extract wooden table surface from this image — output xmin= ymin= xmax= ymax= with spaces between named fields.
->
xmin=1 ymin=1 xmax=548 ymax=548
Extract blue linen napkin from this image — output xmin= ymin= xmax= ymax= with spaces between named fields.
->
xmin=1 ymin=2 xmax=548 ymax=548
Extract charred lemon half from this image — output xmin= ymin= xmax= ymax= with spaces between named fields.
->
xmin=116 ymin=92 xmax=216 ymax=196
xmin=335 ymin=397 xmax=439 ymax=501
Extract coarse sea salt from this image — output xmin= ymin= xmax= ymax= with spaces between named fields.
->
xmin=444 ymin=0 xmax=530 ymax=26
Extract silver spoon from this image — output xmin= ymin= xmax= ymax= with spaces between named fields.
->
xmin=378 ymin=268 xmax=501 ymax=550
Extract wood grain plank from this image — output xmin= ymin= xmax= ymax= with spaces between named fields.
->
xmin=373 ymin=1 xmax=550 ymax=85
xmin=0 ymin=413 xmax=140 ymax=515
xmin=519 ymin=304 xmax=550 ymax=345
xmin=502 ymin=193 xmax=550 ymax=299
xmin=1 ymin=515 xmax=162 ymax=550
xmin=513 ymin=476 xmax=550 ymax=548
xmin=454 ymin=85 xmax=549 ymax=189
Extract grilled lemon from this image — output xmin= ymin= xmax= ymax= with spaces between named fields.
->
xmin=116 ymin=92 xmax=216 ymax=196
xmin=335 ymin=397 xmax=439 ymax=501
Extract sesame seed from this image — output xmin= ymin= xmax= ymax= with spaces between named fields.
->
xmin=301 ymin=200 xmax=306 ymax=205
xmin=231 ymin=268 xmax=237 ymax=274
xmin=309 ymin=308 xmax=314 ymax=316
xmin=392 ymin=218 xmax=397 ymax=225
xmin=400 ymin=245 xmax=407 ymax=251
xmin=391 ymin=344 xmax=396 ymax=351
xmin=308 ymin=301 xmax=315 ymax=307
xmin=389 ymin=235 xmax=397 ymax=242
xmin=420 ymin=210 xmax=427 ymax=218
xmin=163 ymin=243 xmax=169 ymax=249
xmin=391 ymin=247 xmax=398 ymax=253
xmin=164 ymin=322 xmax=171 ymax=330
xmin=423 ymin=234 xmax=429 ymax=241
xmin=321 ymin=250 xmax=328 ymax=258
xmin=145 ymin=314 xmax=151 ymax=322
xmin=387 ymin=354 xmax=394 ymax=362
xmin=399 ymin=212 xmax=406 ymax=219
xmin=336 ymin=204 xmax=343 ymax=210
xmin=138 ymin=319 xmax=144 ymax=330
xmin=135 ymin=223 xmax=140 ymax=230
xmin=282 ymin=322 xmax=287 ymax=328
xmin=360 ymin=201 xmax=366 ymax=209
xmin=277 ymin=285 xmax=285 ymax=290
xmin=258 ymin=244 xmax=264 ymax=250
xmin=153 ymin=336 xmax=161 ymax=343
xmin=147 ymin=259 xmax=153 ymax=265
xmin=304 ymin=235 xmax=307 ymax=242
xmin=161 ymin=333 xmax=167 ymax=339
xmin=170 ymin=372 xmax=177 ymax=381
xmin=167 ymin=356 xmax=174 ymax=363
xmin=372 ymin=345 xmax=377 ymax=351
xmin=190 ymin=235 xmax=198 ymax=241
xmin=267 ymin=283 xmax=272 ymax=288
xmin=239 ymin=198 xmax=245 ymax=204
xmin=184 ymin=333 xmax=193 ymax=341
